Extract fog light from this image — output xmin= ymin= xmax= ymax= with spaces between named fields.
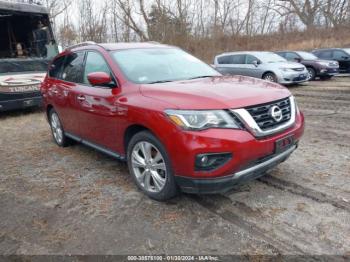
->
xmin=195 ymin=153 xmax=232 ymax=171
xmin=320 ymin=69 xmax=327 ymax=73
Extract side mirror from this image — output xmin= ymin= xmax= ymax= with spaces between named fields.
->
xmin=295 ymin=58 xmax=301 ymax=62
xmin=253 ymin=60 xmax=259 ymax=67
xmin=87 ymin=72 xmax=112 ymax=86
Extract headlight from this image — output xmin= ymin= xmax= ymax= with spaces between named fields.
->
xmin=165 ymin=109 xmax=241 ymax=130
xmin=318 ymin=62 xmax=330 ymax=67
xmin=279 ymin=67 xmax=294 ymax=72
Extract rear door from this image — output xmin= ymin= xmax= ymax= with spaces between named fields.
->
xmin=71 ymin=51 xmax=121 ymax=152
xmin=215 ymin=54 xmax=245 ymax=76
xmin=47 ymin=52 xmax=85 ymax=133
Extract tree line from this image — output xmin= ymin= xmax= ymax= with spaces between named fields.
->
xmin=44 ymin=0 xmax=350 ymax=59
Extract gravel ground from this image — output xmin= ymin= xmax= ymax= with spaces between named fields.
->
xmin=0 ymin=77 xmax=349 ymax=256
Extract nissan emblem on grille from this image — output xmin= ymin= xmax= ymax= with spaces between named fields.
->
xmin=269 ymin=105 xmax=283 ymax=122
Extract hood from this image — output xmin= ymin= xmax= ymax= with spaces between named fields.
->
xmin=0 ymin=72 xmax=46 ymax=93
xmin=140 ymin=76 xmax=291 ymax=110
xmin=273 ymin=61 xmax=305 ymax=69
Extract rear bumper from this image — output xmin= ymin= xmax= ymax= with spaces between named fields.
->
xmin=176 ymin=144 xmax=297 ymax=194
xmin=0 ymin=96 xmax=42 ymax=112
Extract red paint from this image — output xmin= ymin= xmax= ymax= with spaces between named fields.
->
xmin=41 ymin=43 xmax=305 ymax=179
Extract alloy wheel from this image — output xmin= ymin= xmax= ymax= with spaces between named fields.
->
xmin=51 ymin=112 xmax=63 ymax=144
xmin=131 ymin=141 xmax=167 ymax=193
xmin=263 ymin=74 xmax=276 ymax=82
xmin=307 ymin=68 xmax=315 ymax=80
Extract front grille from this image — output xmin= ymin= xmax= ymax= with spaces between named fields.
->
xmin=292 ymin=68 xmax=304 ymax=72
xmin=246 ymin=98 xmax=291 ymax=130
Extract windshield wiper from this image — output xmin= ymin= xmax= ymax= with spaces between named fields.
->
xmin=187 ymin=75 xmax=213 ymax=80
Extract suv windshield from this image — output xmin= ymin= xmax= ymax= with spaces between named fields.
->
xmin=111 ymin=48 xmax=220 ymax=84
xmin=297 ymin=51 xmax=318 ymax=60
xmin=256 ymin=52 xmax=286 ymax=63
xmin=0 ymin=60 xmax=48 ymax=74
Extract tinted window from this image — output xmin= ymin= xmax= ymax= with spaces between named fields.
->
xmin=61 ymin=52 xmax=85 ymax=83
xmin=0 ymin=60 xmax=48 ymax=74
xmin=276 ymin=52 xmax=286 ymax=58
xmin=285 ymin=52 xmax=300 ymax=61
xmin=49 ymin=56 xmax=65 ymax=78
xmin=317 ymin=50 xmax=332 ymax=59
xmin=231 ymin=55 xmax=245 ymax=64
xmin=246 ymin=55 xmax=258 ymax=64
xmin=333 ymin=50 xmax=349 ymax=60
xmin=83 ymin=52 xmax=113 ymax=85
xmin=217 ymin=55 xmax=233 ymax=64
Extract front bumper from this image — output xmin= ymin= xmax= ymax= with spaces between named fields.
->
xmin=176 ymin=144 xmax=297 ymax=194
xmin=317 ymin=67 xmax=339 ymax=76
xmin=0 ymin=96 xmax=42 ymax=112
xmin=277 ymin=70 xmax=308 ymax=84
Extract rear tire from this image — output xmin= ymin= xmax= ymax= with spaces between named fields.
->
xmin=307 ymin=67 xmax=316 ymax=81
xmin=127 ymin=131 xmax=178 ymax=201
xmin=49 ymin=108 xmax=70 ymax=147
xmin=262 ymin=72 xmax=277 ymax=83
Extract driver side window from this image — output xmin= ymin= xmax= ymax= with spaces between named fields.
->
xmin=83 ymin=51 xmax=115 ymax=86
xmin=245 ymin=55 xmax=259 ymax=64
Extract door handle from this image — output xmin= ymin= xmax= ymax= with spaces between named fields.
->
xmin=77 ymin=95 xmax=86 ymax=101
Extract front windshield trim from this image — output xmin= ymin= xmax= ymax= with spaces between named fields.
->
xmin=110 ymin=48 xmax=220 ymax=85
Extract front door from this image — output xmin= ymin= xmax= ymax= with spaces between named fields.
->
xmin=72 ymin=51 xmax=122 ymax=153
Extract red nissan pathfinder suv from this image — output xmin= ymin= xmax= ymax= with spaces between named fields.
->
xmin=41 ymin=42 xmax=304 ymax=201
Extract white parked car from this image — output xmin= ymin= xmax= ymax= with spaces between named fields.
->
xmin=213 ymin=51 xmax=308 ymax=85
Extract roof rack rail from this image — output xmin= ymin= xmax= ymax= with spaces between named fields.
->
xmin=65 ymin=41 xmax=96 ymax=50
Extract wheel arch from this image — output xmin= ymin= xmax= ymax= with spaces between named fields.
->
xmin=262 ymin=71 xmax=276 ymax=78
xmin=124 ymin=124 xmax=152 ymax=155
xmin=46 ymin=104 xmax=54 ymax=120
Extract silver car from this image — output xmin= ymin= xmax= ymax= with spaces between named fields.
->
xmin=213 ymin=51 xmax=308 ymax=85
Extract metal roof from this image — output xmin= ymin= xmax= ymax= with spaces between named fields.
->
xmin=0 ymin=0 xmax=48 ymax=14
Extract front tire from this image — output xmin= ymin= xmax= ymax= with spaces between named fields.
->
xmin=127 ymin=131 xmax=178 ymax=201
xmin=320 ymin=75 xmax=333 ymax=80
xmin=49 ymin=108 xmax=70 ymax=147
xmin=307 ymin=67 xmax=316 ymax=81
xmin=262 ymin=72 xmax=277 ymax=83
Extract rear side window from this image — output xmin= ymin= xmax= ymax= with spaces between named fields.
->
xmin=217 ymin=55 xmax=233 ymax=64
xmin=49 ymin=56 xmax=65 ymax=78
xmin=61 ymin=52 xmax=85 ymax=83
xmin=83 ymin=51 xmax=113 ymax=85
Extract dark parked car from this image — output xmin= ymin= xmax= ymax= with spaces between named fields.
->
xmin=275 ymin=51 xmax=339 ymax=81
xmin=312 ymin=48 xmax=350 ymax=73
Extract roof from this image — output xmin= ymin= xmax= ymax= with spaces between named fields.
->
xmin=98 ymin=42 xmax=173 ymax=51
xmin=216 ymin=51 xmax=274 ymax=57
xmin=0 ymin=0 xmax=48 ymax=14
